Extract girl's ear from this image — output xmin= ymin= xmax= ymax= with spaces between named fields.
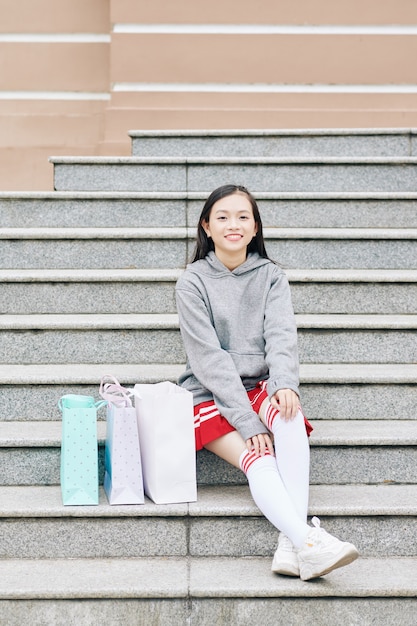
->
xmin=202 ymin=220 xmax=211 ymax=237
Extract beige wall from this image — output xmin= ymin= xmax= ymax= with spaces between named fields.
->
xmin=111 ymin=0 xmax=417 ymax=24
xmin=0 ymin=0 xmax=416 ymax=190
xmin=0 ymin=0 xmax=109 ymax=190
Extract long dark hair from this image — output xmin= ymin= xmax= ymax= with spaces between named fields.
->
xmin=191 ymin=184 xmax=271 ymax=262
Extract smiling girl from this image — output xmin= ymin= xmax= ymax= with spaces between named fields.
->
xmin=175 ymin=184 xmax=358 ymax=580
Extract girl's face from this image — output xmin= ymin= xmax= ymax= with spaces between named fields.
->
xmin=202 ymin=192 xmax=258 ymax=269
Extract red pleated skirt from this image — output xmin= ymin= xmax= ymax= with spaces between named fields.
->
xmin=193 ymin=380 xmax=313 ymax=451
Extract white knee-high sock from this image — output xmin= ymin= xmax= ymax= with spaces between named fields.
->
xmin=240 ymin=449 xmax=310 ymax=548
xmin=264 ymin=406 xmax=310 ymax=522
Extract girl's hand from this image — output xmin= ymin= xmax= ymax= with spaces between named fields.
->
xmin=246 ymin=432 xmax=275 ymax=456
xmin=270 ymin=388 xmax=299 ymax=421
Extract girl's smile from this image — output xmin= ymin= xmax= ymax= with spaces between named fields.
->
xmin=203 ymin=192 xmax=258 ymax=270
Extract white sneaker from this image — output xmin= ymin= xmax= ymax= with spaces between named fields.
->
xmin=298 ymin=517 xmax=359 ymax=581
xmin=271 ymin=533 xmax=300 ymax=577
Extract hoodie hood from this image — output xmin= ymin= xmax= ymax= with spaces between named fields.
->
xmin=187 ymin=251 xmax=271 ymax=278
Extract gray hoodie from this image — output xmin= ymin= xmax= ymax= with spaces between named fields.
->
xmin=175 ymin=251 xmax=300 ymax=442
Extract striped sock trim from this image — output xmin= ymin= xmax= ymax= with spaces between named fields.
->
xmin=265 ymin=402 xmax=304 ymax=432
xmin=239 ymin=448 xmax=273 ymax=474
xmin=265 ymin=404 xmax=279 ymax=431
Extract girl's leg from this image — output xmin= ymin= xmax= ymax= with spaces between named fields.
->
xmin=205 ymin=415 xmax=358 ymax=580
xmin=204 ymin=429 xmax=247 ymax=469
xmin=259 ymin=399 xmax=310 ymax=522
xmin=205 ymin=431 xmax=310 ymax=548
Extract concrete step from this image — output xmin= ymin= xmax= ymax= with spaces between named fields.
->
xmin=289 ymin=269 xmax=417 ymax=315
xmin=1 ymin=362 xmax=416 ymax=422
xmin=3 ymin=191 xmax=417 ymax=229
xmin=266 ymin=228 xmax=417 ymax=269
xmin=1 ymin=420 xmax=416 ymax=487
xmin=50 ymin=156 xmax=417 ymax=193
xmin=0 ymin=227 xmax=188 ymax=270
xmin=0 ymin=484 xmax=416 ymax=559
xmin=0 ymin=556 xmax=416 ymax=625
xmin=0 ymin=191 xmax=187 ymax=228
xmin=0 ymin=268 xmax=181 ymax=314
xmin=1 ymin=313 xmax=417 ymax=365
xmin=130 ymin=128 xmax=417 ymax=158
xmin=2 ymin=227 xmax=417 ymax=269
xmin=1 ymin=269 xmax=417 ymax=315
xmin=187 ymin=192 xmax=417 ymax=230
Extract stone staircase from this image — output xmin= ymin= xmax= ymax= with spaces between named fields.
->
xmin=1 ymin=129 xmax=417 ymax=625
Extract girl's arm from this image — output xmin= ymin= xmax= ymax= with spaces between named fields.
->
xmin=263 ymin=269 xmax=300 ymax=411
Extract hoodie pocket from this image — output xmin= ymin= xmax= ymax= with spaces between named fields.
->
xmin=228 ymin=351 xmax=268 ymax=380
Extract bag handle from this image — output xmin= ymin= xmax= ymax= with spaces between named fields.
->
xmin=99 ymin=375 xmax=139 ymax=408
xmin=58 ymin=394 xmax=107 ymax=411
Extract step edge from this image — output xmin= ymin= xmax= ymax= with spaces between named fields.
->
xmin=1 ymin=268 xmax=417 ymax=284
xmin=0 ymin=556 xmax=416 ymax=600
xmin=0 ymin=363 xmax=416 ymax=384
xmin=2 ymin=313 xmax=417 ymax=330
xmin=2 ymin=226 xmax=417 ymax=240
xmin=49 ymin=156 xmax=417 ymax=164
xmin=0 ymin=484 xmax=416 ymax=519
xmin=3 ymin=190 xmax=417 ymax=200
xmin=129 ymin=128 xmax=417 ymax=138
xmin=1 ymin=419 xmax=416 ymax=448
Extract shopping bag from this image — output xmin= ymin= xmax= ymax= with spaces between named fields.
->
xmin=134 ymin=381 xmax=197 ymax=504
xmin=59 ymin=394 xmax=104 ymax=506
xmin=99 ymin=376 xmax=144 ymax=505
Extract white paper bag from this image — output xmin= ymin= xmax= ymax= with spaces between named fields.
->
xmin=100 ymin=376 xmax=144 ymax=505
xmin=134 ymin=381 xmax=197 ymax=504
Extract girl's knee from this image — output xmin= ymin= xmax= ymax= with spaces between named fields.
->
xmin=269 ymin=407 xmax=307 ymax=436
xmin=239 ymin=447 xmax=276 ymax=475
xmin=283 ymin=409 xmax=306 ymax=429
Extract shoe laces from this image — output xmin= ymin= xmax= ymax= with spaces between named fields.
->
xmin=306 ymin=516 xmax=339 ymax=548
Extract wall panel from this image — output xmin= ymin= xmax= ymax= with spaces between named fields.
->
xmin=111 ymin=34 xmax=417 ymax=84
xmin=111 ymin=0 xmax=417 ymax=25
xmin=0 ymin=0 xmax=109 ymax=33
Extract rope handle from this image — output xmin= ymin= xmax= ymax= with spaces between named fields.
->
xmin=99 ymin=375 xmax=141 ymax=408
